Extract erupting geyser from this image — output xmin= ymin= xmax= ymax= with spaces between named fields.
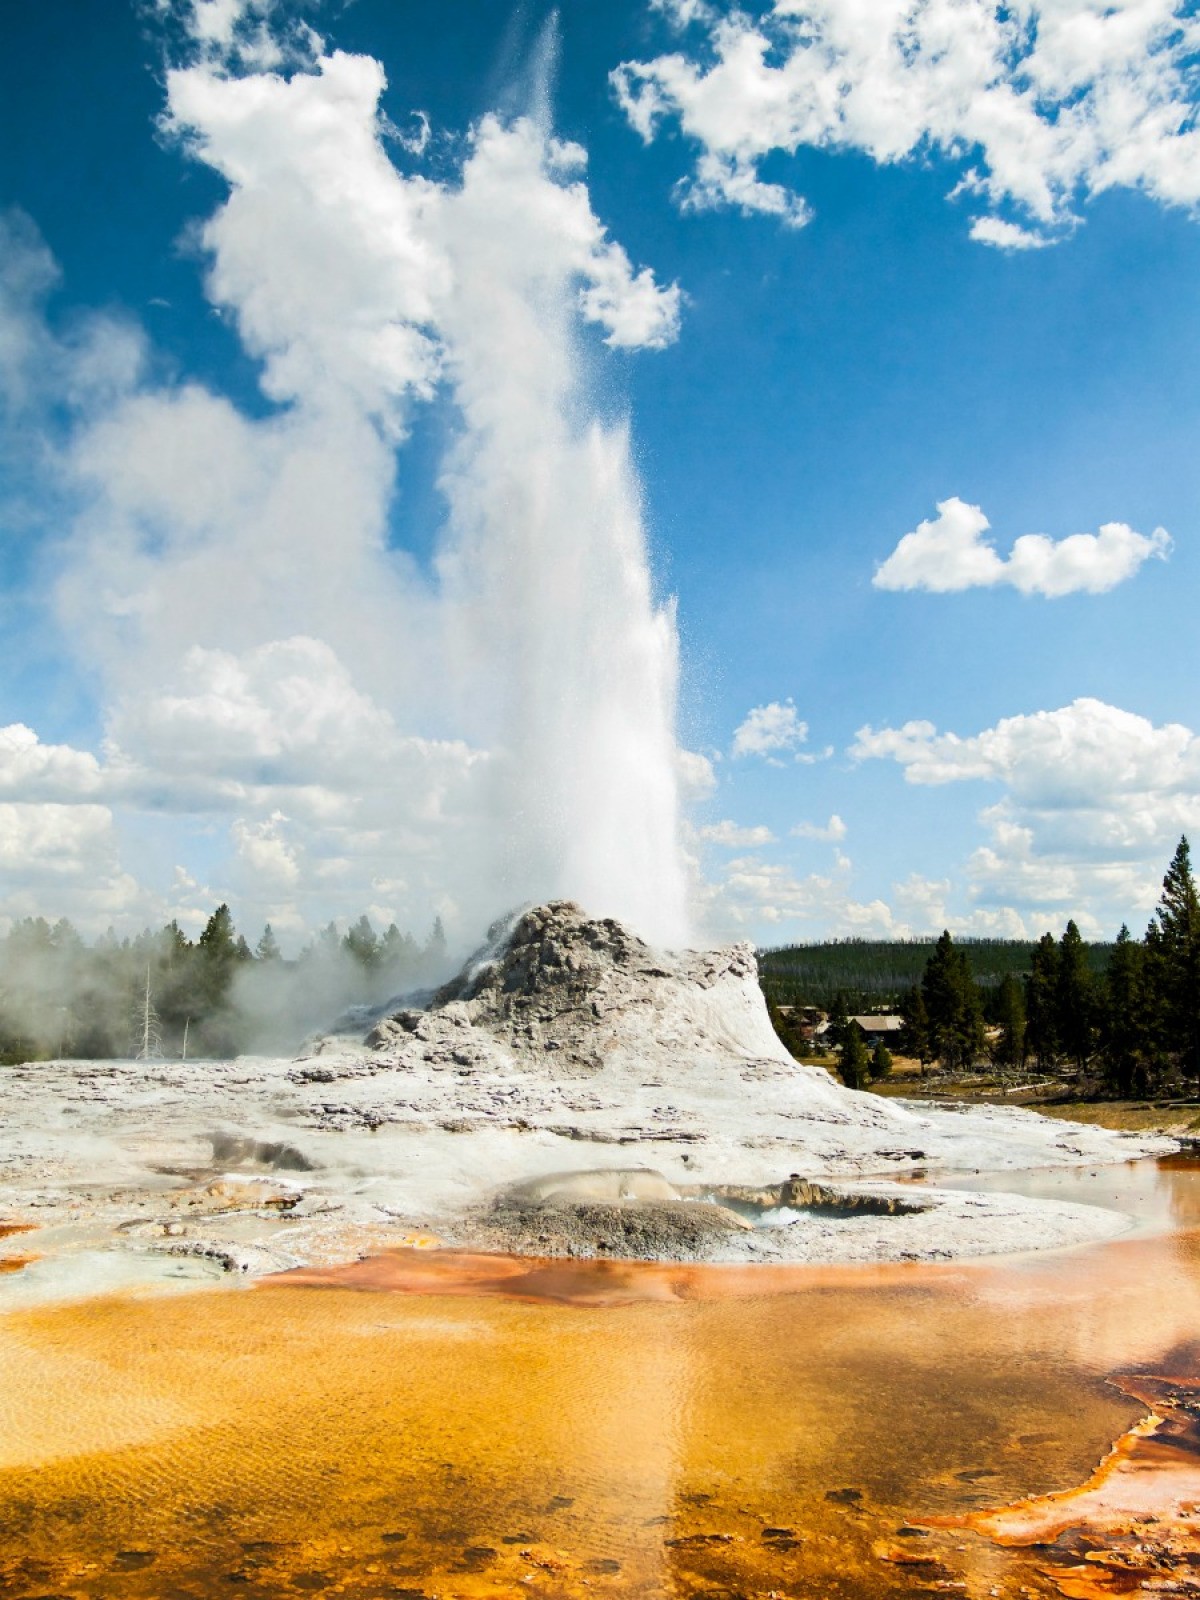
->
xmin=435 ymin=115 xmax=691 ymax=949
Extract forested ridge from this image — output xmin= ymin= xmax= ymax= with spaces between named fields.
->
xmin=759 ymin=936 xmax=1111 ymax=1010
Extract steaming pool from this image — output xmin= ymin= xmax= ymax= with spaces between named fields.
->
xmin=1 ymin=1157 xmax=1199 ymax=1600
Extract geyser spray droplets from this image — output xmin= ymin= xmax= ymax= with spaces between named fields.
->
xmin=437 ymin=118 xmax=691 ymax=948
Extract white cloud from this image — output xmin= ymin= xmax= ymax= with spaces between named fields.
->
xmin=873 ymin=496 xmax=1171 ymax=596
xmin=615 ymin=0 xmax=1200 ymax=241
xmin=677 ymin=747 xmax=719 ymax=799
xmin=0 ymin=725 xmax=103 ymax=800
xmin=707 ymin=853 xmax=910 ymax=937
xmin=968 ymin=216 xmax=1052 ymax=251
xmin=231 ymin=811 xmax=301 ymax=889
xmin=852 ymin=697 xmax=1200 ymax=926
xmin=0 ymin=802 xmax=155 ymax=935
xmin=791 ymin=813 xmax=847 ymax=842
xmin=732 ymin=699 xmax=809 ymax=759
xmin=698 ymin=819 xmax=777 ymax=846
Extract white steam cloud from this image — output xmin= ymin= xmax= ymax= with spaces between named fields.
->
xmin=1 ymin=20 xmax=691 ymax=948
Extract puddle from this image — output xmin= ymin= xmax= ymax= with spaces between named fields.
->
xmin=923 ymin=1153 xmax=1200 ymax=1236
xmin=0 ymin=1158 xmax=1198 ymax=1597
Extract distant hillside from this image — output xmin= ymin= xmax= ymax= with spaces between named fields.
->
xmin=758 ymin=937 xmax=1114 ymax=1011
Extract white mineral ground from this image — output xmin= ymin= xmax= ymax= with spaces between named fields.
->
xmin=0 ymin=902 xmax=1176 ymax=1305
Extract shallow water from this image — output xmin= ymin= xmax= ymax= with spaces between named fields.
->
xmin=1 ymin=1160 xmax=1199 ymax=1599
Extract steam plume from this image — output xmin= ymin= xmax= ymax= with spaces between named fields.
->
xmin=1 ymin=23 xmax=693 ymax=948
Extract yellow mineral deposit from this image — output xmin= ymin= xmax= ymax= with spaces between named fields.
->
xmin=0 ymin=1164 xmax=1198 ymax=1598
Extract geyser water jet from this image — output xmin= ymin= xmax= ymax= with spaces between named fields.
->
xmin=436 ymin=116 xmax=691 ymax=948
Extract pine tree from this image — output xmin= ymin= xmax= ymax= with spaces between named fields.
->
xmin=898 ymin=985 xmax=933 ymax=1075
xmin=1146 ymin=837 xmax=1200 ymax=1083
xmin=195 ymin=904 xmax=243 ymax=1048
xmin=199 ymin=904 xmax=237 ymax=963
xmin=345 ymin=914 xmax=380 ymax=970
xmin=1025 ymin=932 xmax=1060 ymax=1069
xmin=1057 ymin=920 xmax=1095 ymax=1072
xmin=920 ymin=931 xmax=985 ymax=1071
xmin=992 ymin=972 xmax=1026 ymax=1074
xmin=1101 ymin=925 xmax=1149 ymax=1096
xmin=424 ymin=914 xmax=448 ymax=972
xmin=869 ymin=1037 xmax=893 ymax=1081
xmin=827 ymin=992 xmax=851 ymax=1053
xmin=838 ymin=1024 xmax=870 ymax=1090
xmin=256 ymin=924 xmax=281 ymax=962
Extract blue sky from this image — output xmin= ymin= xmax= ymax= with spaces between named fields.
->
xmin=1 ymin=0 xmax=1198 ymax=951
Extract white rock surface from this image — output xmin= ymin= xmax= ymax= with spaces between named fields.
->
xmin=0 ymin=902 xmax=1175 ymax=1299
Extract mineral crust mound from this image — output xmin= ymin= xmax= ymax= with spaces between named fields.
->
xmin=366 ymin=899 xmax=835 ymax=1089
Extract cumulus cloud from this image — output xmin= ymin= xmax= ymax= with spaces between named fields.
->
xmin=791 ymin=813 xmax=847 ymax=842
xmin=967 ymin=217 xmax=1052 ymax=251
xmin=852 ymin=696 xmax=1200 ymax=926
xmin=873 ymin=497 xmax=1171 ymax=597
xmin=697 ymin=819 xmax=776 ymax=847
xmin=731 ymin=699 xmax=808 ymax=760
xmin=705 ymin=852 xmax=908 ymax=937
xmin=677 ymin=747 xmax=719 ymax=799
xmin=0 ymin=725 xmax=103 ymax=800
xmin=614 ymin=0 xmax=1200 ymax=241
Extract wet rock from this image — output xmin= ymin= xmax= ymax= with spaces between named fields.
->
xmin=777 ymin=1175 xmax=928 ymax=1217
xmin=209 ymin=1133 xmax=315 ymax=1172
xmin=155 ymin=1239 xmax=288 ymax=1274
xmin=475 ymin=1199 xmax=751 ymax=1260
xmin=168 ymin=1177 xmax=301 ymax=1214
xmin=113 ymin=1549 xmax=156 ymax=1570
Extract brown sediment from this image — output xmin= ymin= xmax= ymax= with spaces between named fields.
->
xmin=0 ymin=1223 xmax=35 ymax=1274
xmin=932 ymin=1367 xmax=1200 ymax=1597
xmin=274 ymin=1243 xmax=968 ymax=1305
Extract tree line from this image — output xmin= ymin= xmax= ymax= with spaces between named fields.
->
xmin=770 ymin=838 xmax=1200 ymax=1097
xmin=758 ymin=934 xmax=1111 ymax=1015
xmin=0 ymin=906 xmax=449 ymax=1064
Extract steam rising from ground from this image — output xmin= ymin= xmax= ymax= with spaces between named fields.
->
xmin=0 ymin=16 xmax=692 ymax=949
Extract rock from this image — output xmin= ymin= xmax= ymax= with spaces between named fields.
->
xmin=776 ymin=1176 xmax=928 ymax=1217
xmin=474 ymin=1198 xmax=750 ymax=1260
xmin=209 ymin=1133 xmax=315 ymax=1172
xmin=167 ymin=1178 xmax=301 ymax=1214
xmin=155 ymin=1239 xmax=289 ymax=1274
